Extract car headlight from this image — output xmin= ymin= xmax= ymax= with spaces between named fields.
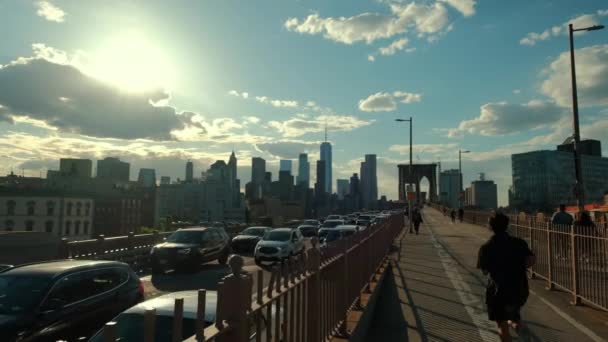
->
xmin=177 ymin=248 xmax=191 ymax=254
xmin=198 ymin=247 xmax=208 ymax=254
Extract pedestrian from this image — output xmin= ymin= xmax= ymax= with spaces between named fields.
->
xmin=450 ymin=209 xmax=456 ymax=223
xmin=477 ymin=212 xmax=535 ymax=342
xmin=412 ymin=209 xmax=423 ymax=235
xmin=458 ymin=208 xmax=464 ymax=223
xmin=574 ymin=211 xmax=597 ymax=264
xmin=551 ymin=204 xmax=574 ymax=226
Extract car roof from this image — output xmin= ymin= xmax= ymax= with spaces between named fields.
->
xmin=1 ymin=259 xmax=127 ymax=277
xmin=336 ymin=225 xmax=358 ymax=231
xmin=244 ymin=226 xmax=272 ymax=230
xmin=124 ymin=290 xmax=218 ymax=321
xmin=270 ymin=228 xmax=293 ymax=233
xmin=324 ymin=219 xmax=344 ymax=223
xmin=298 ymin=225 xmax=317 ymax=229
xmin=177 ymin=227 xmax=216 ymax=231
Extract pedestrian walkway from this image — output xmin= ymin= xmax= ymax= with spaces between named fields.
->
xmin=366 ymin=207 xmax=608 ymax=342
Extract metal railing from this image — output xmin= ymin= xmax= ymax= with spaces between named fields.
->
xmin=428 ymin=203 xmax=608 ymax=311
xmin=99 ymin=215 xmax=403 ymax=341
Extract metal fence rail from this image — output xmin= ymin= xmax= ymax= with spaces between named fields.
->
xmin=99 ymin=215 xmax=403 ymax=341
xmin=428 ymin=203 xmax=608 ymax=311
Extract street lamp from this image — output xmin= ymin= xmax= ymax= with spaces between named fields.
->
xmin=396 ymin=117 xmax=413 ymax=232
xmin=568 ymin=23 xmax=604 ymax=214
xmin=459 ymin=149 xmax=470 ymax=208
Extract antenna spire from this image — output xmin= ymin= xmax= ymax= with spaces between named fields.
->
xmin=324 ymin=120 xmax=328 ymax=142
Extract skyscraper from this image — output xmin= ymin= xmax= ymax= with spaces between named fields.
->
xmin=251 ymin=157 xmax=266 ymax=184
xmin=297 ymin=153 xmax=310 ymax=188
xmin=96 ymin=157 xmax=128 ymax=181
xmin=440 ymin=169 xmax=461 ymax=208
xmin=360 ymin=154 xmax=378 ymax=209
xmin=279 ymin=160 xmax=293 ymax=173
xmin=137 ymin=168 xmax=156 ymax=187
xmin=315 ymin=160 xmax=326 ymax=196
xmin=337 ymin=179 xmax=349 ymax=200
xmin=185 ymin=160 xmax=193 ymax=183
xmin=320 ymin=142 xmax=332 ymax=194
xmin=228 ymin=151 xmax=238 ymax=205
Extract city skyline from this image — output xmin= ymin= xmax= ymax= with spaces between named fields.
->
xmin=0 ymin=1 xmax=607 ymax=206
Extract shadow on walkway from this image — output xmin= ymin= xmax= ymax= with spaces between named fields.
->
xmin=366 ymin=267 xmax=412 ymax=341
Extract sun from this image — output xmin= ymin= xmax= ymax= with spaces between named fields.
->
xmin=87 ymin=32 xmax=176 ymax=92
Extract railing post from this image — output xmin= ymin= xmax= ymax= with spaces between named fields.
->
xmin=218 ymin=255 xmax=252 ymax=342
xmin=144 ymin=308 xmax=156 ymax=342
xmin=529 ymin=222 xmax=536 ymax=279
xmin=127 ymin=231 xmax=135 ymax=250
xmin=546 ymin=222 xmax=554 ymax=290
xmin=96 ymin=234 xmax=105 ymax=258
xmin=570 ymin=225 xmax=581 ymax=305
xmin=196 ymin=289 xmax=207 ymax=342
xmin=103 ymin=321 xmax=117 ymax=342
xmin=58 ymin=238 xmax=70 ymax=259
xmin=306 ymin=238 xmax=321 ymax=342
xmin=338 ymin=238 xmax=350 ymax=338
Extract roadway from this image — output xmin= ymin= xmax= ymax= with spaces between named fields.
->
xmin=367 ymin=207 xmax=608 ymax=341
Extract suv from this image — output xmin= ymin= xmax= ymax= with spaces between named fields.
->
xmin=321 ymin=219 xmax=345 ymax=229
xmin=150 ymin=227 xmax=231 ymax=273
xmin=254 ymin=228 xmax=305 ymax=264
xmin=0 ymin=260 xmax=143 ymax=342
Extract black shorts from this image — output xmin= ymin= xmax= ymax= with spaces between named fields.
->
xmin=486 ymin=297 xmax=522 ymax=322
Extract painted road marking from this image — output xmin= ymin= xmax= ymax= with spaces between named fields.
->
xmin=425 ymin=221 xmax=498 ymax=342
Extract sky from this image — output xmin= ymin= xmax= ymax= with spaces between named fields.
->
xmin=1 ymin=0 xmax=607 ymax=206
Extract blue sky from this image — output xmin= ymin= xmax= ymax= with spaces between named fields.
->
xmin=1 ymin=0 xmax=607 ymax=205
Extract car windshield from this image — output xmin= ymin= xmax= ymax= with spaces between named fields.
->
xmin=299 ymin=227 xmax=316 ymax=237
xmin=89 ymin=313 xmax=210 ymax=342
xmin=0 ymin=275 xmax=52 ymax=314
xmin=263 ymin=230 xmax=291 ymax=242
xmin=304 ymin=220 xmax=318 ymax=225
xmin=241 ymin=228 xmax=267 ymax=237
xmin=322 ymin=221 xmax=342 ymax=228
xmin=166 ymin=231 xmax=205 ymax=243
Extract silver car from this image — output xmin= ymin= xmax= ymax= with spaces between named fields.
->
xmin=254 ymin=228 xmax=305 ymax=264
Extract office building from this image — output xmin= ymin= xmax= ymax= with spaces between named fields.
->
xmin=469 ymin=174 xmax=498 ymax=210
xmin=510 ymin=139 xmax=608 ymax=212
xmin=251 ymin=157 xmax=266 ymax=184
xmin=557 ymin=138 xmax=602 ymax=156
xmin=137 ymin=168 xmax=156 ymax=187
xmin=320 ymin=142 xmax=332 ymax=194
xmin=160 ymin=176 xmax=171 ymax=185
xmin=96 ymin=157 xmax=129 ymax=182
xmin=280 ymin=160 xmax=293 ymax=173
xmin=360 ymin=154 xmax=378 ymax=209
xmin=337 ymin=179 xmax=349 ymax=200
xmin=440 ymin=169 xmax=461 ymax=208
xmin=60 ymin=158 xmax=92 ymax=179
xmin=297 ymin=153 xmax=310 ymax=189
xmin=186 ymin=160 xmax=194 ymax=183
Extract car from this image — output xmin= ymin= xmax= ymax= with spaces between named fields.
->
xmin=0 ymin=260 xmax=143 ymax=342
xmin=326 ymin=215 xmax=342 ymax=220
xmin=318 ymin=228 xmax=342 ymax=246
xmin=320 ymin=219 xmax=345 ymax=229
xmin=254 ymin=228 xmax=305 ymax=264
xmin=355 ymin=219 xmax=371 ymax=228
xmin=0 ymin=264 xmax=13 ymax=272
xmin=335 ymin=225 xmax=360 ymax=239
xmin=302 ymin=219 xmax=321 ymax=228
xmin=150 ymin=227 xmax=231 ymax=273
xmin=89 ymin=290 xmax=279 ymax=341
xmin=297 ymin=225 xmax=318 ymax=238
xmin=231 ymin=226 xmax=272 ymax=254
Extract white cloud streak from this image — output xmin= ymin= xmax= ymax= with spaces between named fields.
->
xmin=35 ymin=1 xmax=66 ymax=23
xmin=358 ymin=91 xmax=422 ymax=112
xmin=520 ymin=10 xmax=607 ymax=46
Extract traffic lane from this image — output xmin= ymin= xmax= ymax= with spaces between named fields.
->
xmin=141 ymin=240 xmax=312 ymax=300
xmin=423 ymin=208 xmax=608 ymax=341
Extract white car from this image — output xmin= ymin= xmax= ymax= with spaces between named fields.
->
xmin=326 ymin=214 xmax=342 ymax=220
xmin=335 ymin=225 xmax=361 ymax=238
xmin=321 ymin=219 xmax=345 ymax=229
xmin=302 ymin=219 xmax=321 ymax=228
xmin=254 ymin=228 xmax=305 ymax=264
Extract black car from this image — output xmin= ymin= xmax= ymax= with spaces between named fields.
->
xmin=0 ymin=259 xmax=143 ymax=342
xmin=231 ymin=226 xmax=272 ymax=254
xmin=150 ymin=227 xmax=231 ymax=273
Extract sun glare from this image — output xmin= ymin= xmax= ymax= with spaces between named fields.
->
xmin=87 ymin=32 xmax=175 ymax=92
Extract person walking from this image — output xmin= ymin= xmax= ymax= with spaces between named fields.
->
xmin=551 ymin=204 xmax=574 ymax=226
xmin=458 ymin=208 xmax=464 ymax=223
xmin=478 ymin=212 xmax=535 ymax=342
xmin=450 ymin=209 xmax=456 ymax=223
xmin=412 ymin=209 xmax=423 ymax=235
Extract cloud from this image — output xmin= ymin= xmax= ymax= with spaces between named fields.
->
xmin=439 ymin=0 xmax=476 ymax=17
xmin=228 ymin=89 xmax=298 ymax=108
xmin=35 ymin=1 xmax=66 ymax=23
xmin=389 ymin=143 xmax=460 ymax=158
xmin=268 ymin=114 xmax=373 ymax=138
xmin=513 ymin=89 xmax=521 ymax=94
xmin=0 ymin=44 xmax=202 ymax=140
xmin=379 ymin=38 xmax=410 ymax=55
xmin=449 ymin=100 xmax=567 ymax=137
xmin=541 ymin=44 xmax=608 ymax=108
xmin=358 ymin=91 xmax=422 ymax=112
xmin=284 ymin=1 xmax=468 ymax=45
xmin=255 ymin=140 xmax=320 ymax=159
xmin=520 ymin=11 xmax=607 ymax=46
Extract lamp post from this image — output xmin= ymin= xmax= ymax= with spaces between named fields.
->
xmin=568 ymin=23 xmax=604 ymax=214
xmin=396 ymin=118 xmax=413 ymax=232
xmin=459 ymin=149 xmax=470 ymax=208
